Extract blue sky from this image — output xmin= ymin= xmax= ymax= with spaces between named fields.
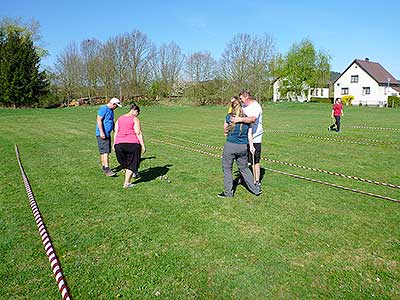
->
xmin=2 ymin=0 xmax=399 ymax=78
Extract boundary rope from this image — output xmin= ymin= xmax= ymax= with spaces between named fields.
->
xmin=15 ymin=145 xmax=72 ymax=300
xmin=150 ymin=138 xmax=400 ymax=203
xmin=165 ymin=136 xmax=400 ymax=190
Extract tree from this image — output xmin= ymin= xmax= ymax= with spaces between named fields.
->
xmin=0 ymin=27 xmax=48 ymax=107
xmin=156 ymin=42 xmax=185 ymax=97
xmin=53 ymin=43 xmax=83 ymax=104
xmin=185 ymin=51 xmax=217 ymax=103
xmin=80 ymin=38 xmax=102 ymax=98
xmin=0 ymin=17 xmax=48 ymax=58
xmin=219 ymin=33 xmax=276 ymax=101
xmin=279 ymin=39 xmax=331 ymax=99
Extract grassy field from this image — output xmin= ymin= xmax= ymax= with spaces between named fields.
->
xmin=0 ymin=102 xmax=399 ymax=299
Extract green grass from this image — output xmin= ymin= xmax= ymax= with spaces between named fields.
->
xmin=0 ymin=102 xmax=399 ymax=299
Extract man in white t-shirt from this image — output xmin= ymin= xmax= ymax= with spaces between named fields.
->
xmin=231 ymin=89 xmax=263 ymax=186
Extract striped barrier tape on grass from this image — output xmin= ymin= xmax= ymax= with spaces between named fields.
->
xmin=267 ymin=130 xmax=397 ymax=147
xmin=349 ymin=125 xmax=400 ymax=131
xmin=150 ymin=138 xmax=399 ymax=203
xmin=165 ymin=136 xmax=400 ymax=190
xmin=150 ymin=138 xmax=400 ymax=203
xmin=267 ymin=129 xmax=399 ymax=145
xmin=15 ymin=145 xmax=72 ymax=300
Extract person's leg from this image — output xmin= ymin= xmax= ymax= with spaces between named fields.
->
xmin=124 ymin=169 xmax=133 ymax=187
xmin=335 ymin=116 xmax=341 ymax=132
xmin=100 ymin=153 xmax=109 ymax=169
xmin=222 ymin=142 xmax=235 ymax=196
xmin=237 ymin=145 xmax=261 ymax=195
xmin=253 ymin=143 xmax=261 ymax=183
xmin=97 ymin=136 xmax=113 ymax=174
xmin=131 ymin=144 xmax=141 ymax=175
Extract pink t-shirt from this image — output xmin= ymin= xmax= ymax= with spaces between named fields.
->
xmin=114 ymin=115 xmax=139 ymax=144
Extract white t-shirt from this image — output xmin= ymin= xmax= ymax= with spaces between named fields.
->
xmin=243 ymin=101 xmax=263 ymax=143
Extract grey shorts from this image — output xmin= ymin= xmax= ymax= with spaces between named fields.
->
xmin=96 ymin=136 xmax=111 ymax=154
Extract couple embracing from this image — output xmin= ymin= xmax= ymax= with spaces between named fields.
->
xmin=218 ymin=89 xmax=263 ymax=198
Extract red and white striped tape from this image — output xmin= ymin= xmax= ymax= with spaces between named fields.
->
xmin=165 ymin=135 xmax=400 ymax=190
xmin=15 ymin=145 xmax=72 ymax=300
xmin=349 ymin=125 xmax=400 ymax=131
xmin=267 ymin=130 xmax=399 ymax=146
xmin=150 ymin=138 xmax=400 ymax=203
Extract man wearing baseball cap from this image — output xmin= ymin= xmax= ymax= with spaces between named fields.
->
xmin=96 ymin=97 xmax=122 ymax=176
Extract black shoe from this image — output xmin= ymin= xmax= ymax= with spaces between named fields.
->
xmin=254 ymin=190 xmax=263 ymax=196
xmin=217 ymin=192 xmax=232 ymax=198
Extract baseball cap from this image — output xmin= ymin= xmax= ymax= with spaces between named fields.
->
xmin=110 ymin=97 xmax=122 ymax=107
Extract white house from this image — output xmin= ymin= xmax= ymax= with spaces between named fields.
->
xmin=273 ymin=77 xmax=329 ymax=102
xmin=334 ymin=58 xmax=400 ymax=106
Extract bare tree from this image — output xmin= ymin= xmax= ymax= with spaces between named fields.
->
xmin=219 ymin=33 xmax=276 ymax=100
xmin=53 ymin=43 xmax=83 ymax=104
xmin=97 ymin=41 xmax=117 ymax=99
xmin=185 ymin=51 xmax=217 ymax=103
xmin=186 ymin=51 xmax=216 ymax=82
xmin=80 ymin=38 xmax=102 ymax=99
xmin=156 ymin=42 xmax=185 ymax=97
xmin=125 ymin=30 xmax=156 ymax=97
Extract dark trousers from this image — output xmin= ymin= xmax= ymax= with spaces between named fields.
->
xmin=330 ymin=116 xmax=341 ymax=132
xmin=115 ymin=143 xmax=141 ymax=173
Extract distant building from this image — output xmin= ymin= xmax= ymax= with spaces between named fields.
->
xmin=272 ymin=77 xmax=329 ymax=102
xmin=334 ymin=58 xmax=400 ymax=106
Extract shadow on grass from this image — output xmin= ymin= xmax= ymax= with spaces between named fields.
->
xmin=111 ymin=156 xmax=157 ymax=173
xmin=135 ymin=164 xmax=173 ymax=184
xmin=233 ymin=167 xmax=266 ymax=193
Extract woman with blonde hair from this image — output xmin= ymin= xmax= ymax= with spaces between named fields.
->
xmin=218 ymin=97 xmax=262 ymax=198
xmin=114 ymin=104 xmax=146 ymax=188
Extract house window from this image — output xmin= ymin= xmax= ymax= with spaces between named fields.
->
xmin=351 ymin=75 xmax=359 ymax=83
xmin=341 ymin=88 xmax=349 ymax=95
xmin=362 ymin=87 xmax=370 ymax=95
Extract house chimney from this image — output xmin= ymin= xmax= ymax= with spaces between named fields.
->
xmin=365 ymin=58 xmax=369 ymax=61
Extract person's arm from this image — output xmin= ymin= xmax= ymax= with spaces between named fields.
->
xmin=231 ymin=115 xmax=257 ymax=124
xmin=97 ymin=115 xmax=106 ymax=139
xmin=113 ymin=120 xmax=119 ymax=148
xmin=223 ymin=121 xmax=229 ymax=137
xmin=341 ymin=107 xmax=344 ymax=117
xmin=134 ymin=117 xmax=146 ymax=154
xmin=248 ymin=127 xmax=255 ymax=154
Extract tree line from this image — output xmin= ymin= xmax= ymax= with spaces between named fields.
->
xmin=0 ymin=17 xmax=331 ymax=107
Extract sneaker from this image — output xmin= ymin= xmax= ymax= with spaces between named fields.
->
xmin=105 ymin=169 xmax=116 ymax=177
xmin=123 ymin=183 xmax=134 ymax=188
xmin=254 ymin=190 xmax=263 ymax=196
xmin=217 ymin=192 xmax=233 ymax=198
xmin=133 ymin=172 xmax=141 ymax=180
xmin=328 ymin=126 xmax=331 ymax=131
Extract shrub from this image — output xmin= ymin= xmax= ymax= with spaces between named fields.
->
xmin=341 ymin=95 xmax=354 ymax=106
xmin=309 ymin=97 xmax=332 ymax=103
xmin=387 ymin=96 xmax=400 ymax=108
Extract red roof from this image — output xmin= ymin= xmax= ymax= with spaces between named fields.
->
xmin=355 ymin=59 xmax=399 ymax=85
xmin=334 ymin=59 xmax=400 ymax=86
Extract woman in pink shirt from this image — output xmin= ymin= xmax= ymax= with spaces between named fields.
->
xmin=114 ymin=104 xmax=146 ymax=188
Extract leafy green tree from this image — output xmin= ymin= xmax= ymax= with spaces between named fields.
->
xmin=279 ymin=39 xmax=331 ymax=99
xmin=0 ymin=27 xmax=48 ymax=107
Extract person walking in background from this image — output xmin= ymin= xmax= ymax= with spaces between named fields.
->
xmin=329 ymin=98 xmax=344 ymax=132
xmin=114 ymin=104 xmax=146 ymax=188
xmin=96 ymin=97 xmax=121 ymax=176
xmin=218 ymin=97 xmax=262 ymax=198
xmin=231 ymin=89 xmax=263 ymax=187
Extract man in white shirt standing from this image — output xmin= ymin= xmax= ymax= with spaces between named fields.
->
xmin=231 ymin=89 xmax=263 ymax=186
